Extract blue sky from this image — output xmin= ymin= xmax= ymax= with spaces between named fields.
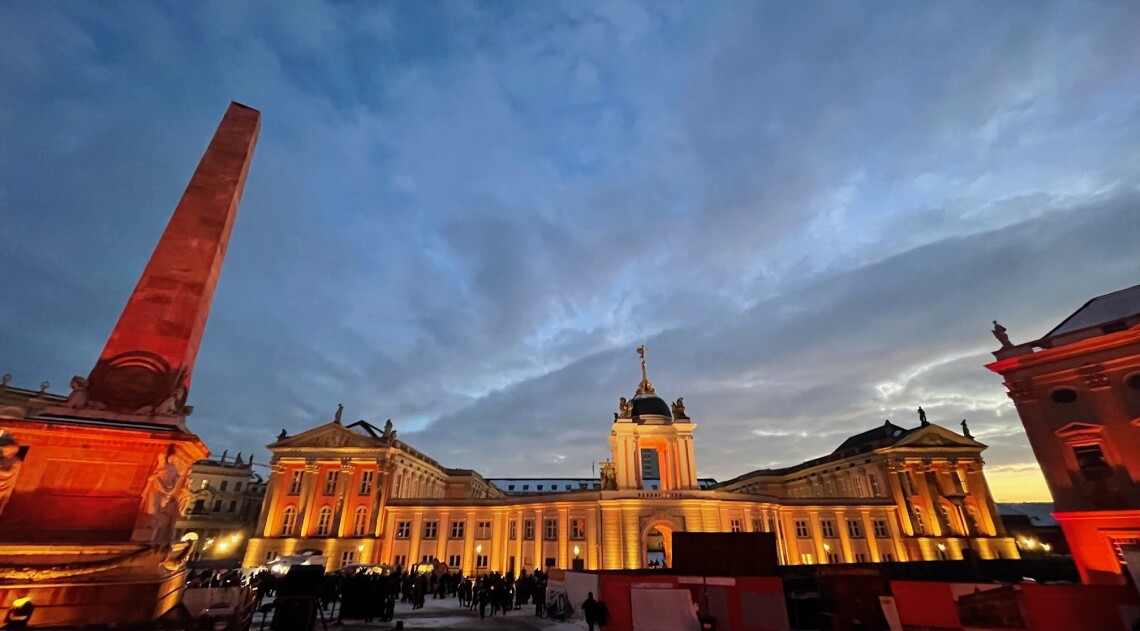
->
xmin=3 ymin=2 xmax=1140 ymax=501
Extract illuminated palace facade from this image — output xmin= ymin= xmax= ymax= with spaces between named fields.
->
xmin=245 ymin=351 xmax=1018 ymax=574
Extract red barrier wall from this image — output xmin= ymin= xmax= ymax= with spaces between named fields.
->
xmin=596 ymin=573 xmax=787 ymax=631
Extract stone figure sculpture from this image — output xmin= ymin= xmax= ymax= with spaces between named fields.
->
xmin=138 ymin=446 xmax=186 ymax=543
xmin=0 ymin=430 xmax=27 ymax=517
xmin=153 ymin=385 xmax=187 ymax=416
xmin=672 ymin=397 xmax=687 ymax=418
xmin=618 ymin=397 xmax=632 ymax=418
xmin=992 ymin=320 xmax=1012 ymax=348
xmin=383 ymin=419 xmax=394 ymax=438
xmin=334 ymin=403 xmax=344 ymax=424
xmin=961 ymin=419 xmax=973 ymax=439
xmin=64 ymin=376 xmax=90 ymax=408
xmin=599 ymin=460 xmax=617 ymax=490
xmin=918 ymin=406 xmax=928 ymax=426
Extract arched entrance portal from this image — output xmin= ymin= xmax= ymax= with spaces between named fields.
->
xmin=642 ymin=521 xmax=676 ymax=569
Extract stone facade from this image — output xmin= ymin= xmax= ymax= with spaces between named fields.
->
xmin=245 ymin=356 xmax=1017 ymax=573
xmin=174 ymin=453 xmax=266 ymax=562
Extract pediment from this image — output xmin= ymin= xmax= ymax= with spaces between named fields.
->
xmin=270 ymin=422 xmax=379 ymax=450
xmin=1054 ymin=422 xmax=1103 ymax=445
xmin=892 ymin=424 xmax=983 ymax=450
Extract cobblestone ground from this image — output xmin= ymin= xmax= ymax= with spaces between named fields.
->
xmin=254 ymin=597 xmax=587 ymax=631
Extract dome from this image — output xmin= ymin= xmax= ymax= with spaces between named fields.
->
xmin=631 ymin=393 xmax=672 ymax=421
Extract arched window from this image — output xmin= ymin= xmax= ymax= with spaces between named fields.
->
xmin=353 ymin=507 xmax=368 ymax=537
xmin=912 ymin=506 xmax=926 ymax=535
xmin=966 ymin=506 xmax=983 ymax=535
xmin=281 ymin=506 xmax=297 ymax=536
xmin=316 ymin=506 xmax=333 ymax=537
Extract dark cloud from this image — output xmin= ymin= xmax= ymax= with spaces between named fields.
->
xmin=2 ymin=3 xmax=1138 ymax=502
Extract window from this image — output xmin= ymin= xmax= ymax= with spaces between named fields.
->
xmin=544 ymin=519 xmax=558 ymax=540
xmin=544 ymin=557 xmax=556 ymax=569
xmin=213 ymin=500 xmax=222 ymax=512
xmin=936 ymin=546 xmax=949 ymax=560
xmin=281 ymin=506 xmax=297 ymax=536
xmin=939 ymin=504 xmax=957 ymax=534
xmin=1111 ymin=537 xmax=1140 ymax=564
xmin=800 ymin=552 xmax=814 ymax=564
xmin=524 ymin=519 xmax=535 ymax=540
xmin=847 ymin=520 xmax=863 ymax=538
xmin=352 ymin=507 xmax=368 ymax=536
xmin=316 ymin=506 xmax=333 ymax=536
xmin=571 ymin=518 xmax=586 ymax=540
xmin=522 ymin=485 xmax=529 ymax=490
xmin=868 ymin=474 xmax=881 ymax=497
xmin=966 ymin=507 xmax=982 ymax=534
xmin=228 ymin=500 xmax=237 ymax=512
xmin=220 ymin=480 xmax=229 ymax=491
xmin=448 ymin=554 xmax=461 ymax=567
xmin=509 ymin=520 xmax=518 ymax=540
xmin=477 ymin=520 xmax=492 ymax=539
xmin=235 ymin=482 xmax=242 ymax=492
xmin=1050 ymin=388 xmax=1078 ymax=403
xmin=752 ymin=518 xmax=764 ymax=532
xmin=1074 ymin=444 xmax=1109 ymax=473
xmin=912 ymin=507 xmax=926 ymax=534
xmin=904 ymin=473 xmax=919 ymax=496
xmin=359 ymin=470 xmax=374 ymax=495
xmin=827 ymin=552 xmax=841 ymax=564
xmin=423 ymin=520 xmax=438 ymax=539
xmin=855 ymin=553 xmax=868 ymax=563
xmin=394 ymin=555 xmax=407 ymax=568
xmin=324 ymin=471 xmax=339 ymax=495
xmin=340 ymin=550 xmax=355 ymax=567
xmin=795 ymin=520 xmax=810 ymax=538
xmin=396 ymin=521 xmax=411 ymax=539
xmin=873 ymin=520 xmax=889 ymax=538
xmin=768 ymin=518 xmax=777 ymax=533
xmin=265 ymin=550 xmax=276 ymax=562
xmin=476 ymin=555 xmax=489 ymax=570
xmin=838 ymin=477 xmax=850 ymax=496
xmin=881 ymin=552 xmax=894 ymax=562
xmin=508 ymin=484 xmax=515 ymax=490
xmin=730 ymin=519 xmax=742 ymax=533
xmin=450 ymin=520 xmax=465 ymax=539
xmin=852 ymin=476 xmax=865 ymax=497
xmin=288 ymin=471 xmax=303 ymax=495
xmin=537 ymin=485 xmax=544 ymax=490
xmin=821 ymin=520 xmax=836 ymax=538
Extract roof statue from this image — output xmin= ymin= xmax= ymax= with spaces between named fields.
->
xmin=636 ymin=345 xmax=655 ymax=395
xmin=617 ymin=397 xmax=632 ymax=419
xmin=961 ymin=419 xmax=973 ymax=439
xmin=992 ymin=320 xmax=1012 ymax=348
xmin=672 ymin=397 xmax=688 ymax=419
xmin=383 ymin=419 xmax=395 ymax=439
xmin=918 ymin=406 xmax=928 ymax=426
xmin=278 ymin=428 xmax=288 ymax=440
xmin=334 ymin=403 xmax=344 ymax=424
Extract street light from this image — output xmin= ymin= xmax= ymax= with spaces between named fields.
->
xmin=573 ymin=545 xmax=580 ymax=558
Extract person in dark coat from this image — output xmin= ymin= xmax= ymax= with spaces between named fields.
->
xmin=582 ymin=592 xmax=601 ymax=631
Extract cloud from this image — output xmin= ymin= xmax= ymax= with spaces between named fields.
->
xmin=1 ymin=3 xmax=1139 ymax=502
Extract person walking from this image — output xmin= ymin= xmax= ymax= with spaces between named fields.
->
xmin=582 ymin=592 xmax=601 ymax=631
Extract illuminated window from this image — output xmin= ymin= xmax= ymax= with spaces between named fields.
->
xmin=544 ymin=519 xmax=558 ymax=539
xmin=731 ymin=519 xmax=742 ymax=533
xmin=936 ymin=546 xmax=949 ymax=560
xmin=800 ymin=553 xmax=814 ymax=564
xmin=571 ymin=518 xmax=586 ymax=540
xmin=477 ymin=520 xmax=492 ymax=539
xmin=450 ymin=520 xmax=465 ymax=539
xmin=352 ymin=507 xmax=368 ymax=536
xmin=868 ymin=474 xmax=881 ymax=497
xmin=281 ymin=506 xmax=297 ymax=536
xmin=821 ymin=520 xmax=836 ymax=538
xmin=423 ymin=520 xmax=438 ymax=539
xmin=847 ymin=520 xmax=863 ymax=538
xmin=359 ymin=471 xmax=374 ymax=495
xmin=316 ymin=506 xmax=333 ymax=536
xmin=524 ymin=519 xmax=535 ymax=540
xmin=795 ymin=521 xmax=810 ymax=538
xmin=288 ymin=471 xmax=303 ymax=495
xmin=324 ymin=471 xmax=339 ymax=496
xmin=912 ymin=507 xmax=926 ymax=535
xmin=873 ymin=520 xmax=889 ymax=538
xmin=509 ymin=520 xmax=518 ymax=540
xmin=396 ymin=521 xmax=411 ymax=539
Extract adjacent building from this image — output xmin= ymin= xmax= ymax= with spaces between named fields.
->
xmin=987 ymin=284 xmax=1140 ymax=584
xmin=245 ymin=349 xmax=1017 ymax=573
xmin=174 ymin=452 xmax=266 ymax=562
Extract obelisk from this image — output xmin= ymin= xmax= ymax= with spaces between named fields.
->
xmin=86 ymin=102 xmax=260 ymax=417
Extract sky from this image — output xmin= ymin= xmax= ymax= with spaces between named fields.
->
xmin=2 ymin=2 xmax=1139 ymax=503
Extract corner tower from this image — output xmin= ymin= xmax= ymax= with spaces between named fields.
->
xmin=608 ymin=346 xmax=698 ymax=490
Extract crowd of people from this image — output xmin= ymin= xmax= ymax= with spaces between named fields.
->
xmin=242 ymin=561 xmax=609 ymax=626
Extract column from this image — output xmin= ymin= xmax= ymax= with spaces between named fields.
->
xmin=587 ymin=507 xmax=600 ymax=570
xmin=835 ymin=510 xmax=853 ymax=563
xmin=408 ymin=511 xmax=424 ymax=566
xmin=435 ymin=510 xmax=450 ymax=562
xmin=462 ymin=510 xmax=476 ymax=575
xmin=492 ymin=510 xmax=506 ymax=573
xmin=534 ymin=507 xmax=545 ymax=569
xmin=368 ymin=459 xmax=391 ymax=537
xmin=622 ymin=509 xmax=641 ymax=568
xmin=887 ymin=460 xmax=915 ymax=536
xmin=258 ymin=462 xmax=285 ymax=536
xmin=860 ymin=510 xmax=881 ymax=562
xmin=297 ymin=461 xmax=320 ymax=537
xmin=334 ymin=460 xmax=355 ymax=537
xmin=513 ymin=509 xmax=524 ymax=573
xmin=633 ymin=437 xmax=643 ymax=489
xmin=913 ymin=461 xmax=943 ymax=536
xmin=809 ymin=511 xmax=827 ymax=563
xmin=558 ymin=508 xmax=569 ymax=568
xmin=601 ymin=506 xmax=623 ymax=569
